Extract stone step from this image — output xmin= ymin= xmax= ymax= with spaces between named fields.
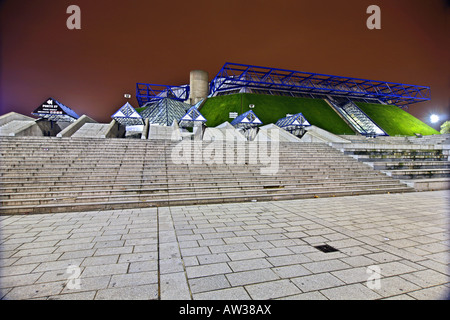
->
xmin=383 ymin=168 xmax=450 ymax=179
xmin=0 ymin=165 xmax=378 ymax=176
xmin=0 ymin=158 xmax=365 ymax=168
xmin=0 ymin=176 xmax=395 ymax=191
xmin=369 ymin=161 xmax=450 ymax=170
xmin=0 ymin=178 xmax=399 ymax=194
xmin=0 ymin=171 xmax=386 ymax=183
xmin=0 ymin=181 xmax=406 ymax=201
xmin=0 ymin=185 xmax=414 ymax=215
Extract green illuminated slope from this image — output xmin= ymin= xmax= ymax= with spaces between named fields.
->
xmin=200 ymin=94 xmax=355 ymax=135
xmin=356 ymin=102 xmax=440 ymax=136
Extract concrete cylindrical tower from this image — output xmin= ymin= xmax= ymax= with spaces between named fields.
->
xmin=189 ymin=70 xmax=209 ymax=105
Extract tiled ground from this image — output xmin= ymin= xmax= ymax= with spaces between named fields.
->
xmin=1 ymin=191 xmax=449 ymax=300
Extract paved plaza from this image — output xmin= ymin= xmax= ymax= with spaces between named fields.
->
xmin=0 ymin=191 xmax=449 ymax=300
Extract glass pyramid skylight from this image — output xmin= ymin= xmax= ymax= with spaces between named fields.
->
xmin=178 ymin=106 xmax=207 ymax=128
xmin=111 ymin=102 xmax=144 ymax=126
xmin=139 ymin=98 xmax=191 ymax=126
xmin=32 ymin=98 xmax=80 ymax=122
xmin=230 ymin=110 xmax=262 ymax=129
xmin=276 ymin=113 xmax=311 ymax=130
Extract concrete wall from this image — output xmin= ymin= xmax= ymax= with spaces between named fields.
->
xmin=36 ymin=119 xmax=64 ymax=136
xmin=149 ymin=124 xmax=182 ymax=140
xmin=6 ymin=121 xmax=43 ymax=137
xmin=0 ymin=112 xmax=35 ymax=127
xmin=257 ymin=124 xmax=301 ymax=142
xmin=301 ymin=126 xmax=351 ymax=145
xmin=57 ymin=115 xmax=97 ymax=138
xmin=102 ymin=120 xmax=125 ymax=138
xmin=141 ymin=119 xmax=150 ymax=140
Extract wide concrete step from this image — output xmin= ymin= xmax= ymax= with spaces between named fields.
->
xmin=0 ymin=178 xmax=399 ymax=193
xmin=0 ymin=171 xmax=386 ymax=183
xmin=0 ymin=186 xmax=414 ymax=215
xmin=0 ymin=155 xmax=370 ymax=170
xmin=0 ymin=180 xmax=407 ymax=201
xmin=0 ymin=176 xmax=396 ymax=192
xmin=384 ymin=168 xmax=450 ymax=179
xmin=0 ymin=166 xmax=378 ymax=177
xmin=370 ymin=161 xmax=450 ymax=170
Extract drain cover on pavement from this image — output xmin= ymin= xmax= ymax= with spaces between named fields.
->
xmin=314 ymin=244 xmax=339 ymax=253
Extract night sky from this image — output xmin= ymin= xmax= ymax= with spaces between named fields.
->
xmin=1 ymin=0 xmax=449 ymax=128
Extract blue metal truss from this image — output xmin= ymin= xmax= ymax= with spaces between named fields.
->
xmin=136 ymin=83 xmax=189 ymax=107
xmin=209 ymin=63 xmax=431 ymax=108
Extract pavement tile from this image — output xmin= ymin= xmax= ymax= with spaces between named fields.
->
xmin=400 ymin=269 xmax=449 ymax=288
xmin=267 ymin=254 xmax=312 ymax=267
xmin=226 ymin=268 xmax=279 ymax=286
xmin=0 ymin=273 xmax=43 ymax=289
xmin=320 ymin=283 xmax=382 ymax=300
xmin=95 ymin=284 xmax=158 ymax=300
xmin=291 ymin=273 xmax=345 ymax=292
xmin=407 ymin=285 xmax=450 ymax=300
xmin=81 ymin=263 xmax=129 ymax=278
xmin=245 ymin=279 xmax=301 ymax=300
xmin=188 ymin=274 xmax=231 ymax=294
xmin=226 ymin=249 xmax=266 ymax=261
xmin=302 ymin=259 xmax=350 ymax=273
xmin=3 ymin=281 xmax=66 ymax=300
xmin=128 ymin=260 xmax=158 ymax=273
xmin=374 ymin=276 xmax=421 ymax=297
xmin=272 ymin=264 xmax=311 ymax=278
xmin=228 ymin=258 xmax=272 ymax=272
xmin=160 ymin=272 xmax=191 ymax=300
xmin=109 ymin=271 xmax=158 ymax=288
xmin=193 ymin=287 xmax=251 ymax=300
xmin=186 ymin=263 xmax=232 ymax=279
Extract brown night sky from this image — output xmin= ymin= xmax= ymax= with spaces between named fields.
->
xmin=1 ymin=0 xmax=449 ymax=128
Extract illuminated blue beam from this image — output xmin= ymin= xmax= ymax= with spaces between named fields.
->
xmin=136 ymin=83 xmax=189 ymax=107
xmin=210 ymin=62 xmax=431 ymax=107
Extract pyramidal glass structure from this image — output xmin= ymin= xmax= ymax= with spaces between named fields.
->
xmin=276 ymin=113 xmax=311 ymax=130
xmin=111 ymin=102 xmax=143 ymax=126
xmin=140 ymin=98 xmax=191 ymax=126
xmin=32 ymin=97 xmax=79 ymax=122
xmin=179 ymin=106 xmax=207 ymax=128
xmin=275 ymin=113 xmax=311 ymax=136
xmin=230 ymin=110 xmax=262 ymax=129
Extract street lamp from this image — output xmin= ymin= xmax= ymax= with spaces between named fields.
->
xmin=430 ymin=114 xmax=440 ymax=124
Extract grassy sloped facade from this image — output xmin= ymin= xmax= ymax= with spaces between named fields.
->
xmin=356 ymin=102 xmax=440 ymax=136
xmin=200 ymin=93 xmax=355 ymax=135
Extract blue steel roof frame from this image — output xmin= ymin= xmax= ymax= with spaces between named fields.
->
xmin=209 ymin=63 xmax=431 ymax=108
xmin=136 ymin=83 xmax=190 ymax=107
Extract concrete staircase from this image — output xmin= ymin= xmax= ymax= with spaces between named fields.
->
xmin=345 ymin=149 xmax=450 ymax=178
xmin=0 ymin=136 xmax=415 ymax=214
xmin=342 ymin=145 xmax=450 ymax=191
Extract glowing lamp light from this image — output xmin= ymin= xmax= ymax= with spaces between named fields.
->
xmin=430 ymin=114 xmax=440 ymax=124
